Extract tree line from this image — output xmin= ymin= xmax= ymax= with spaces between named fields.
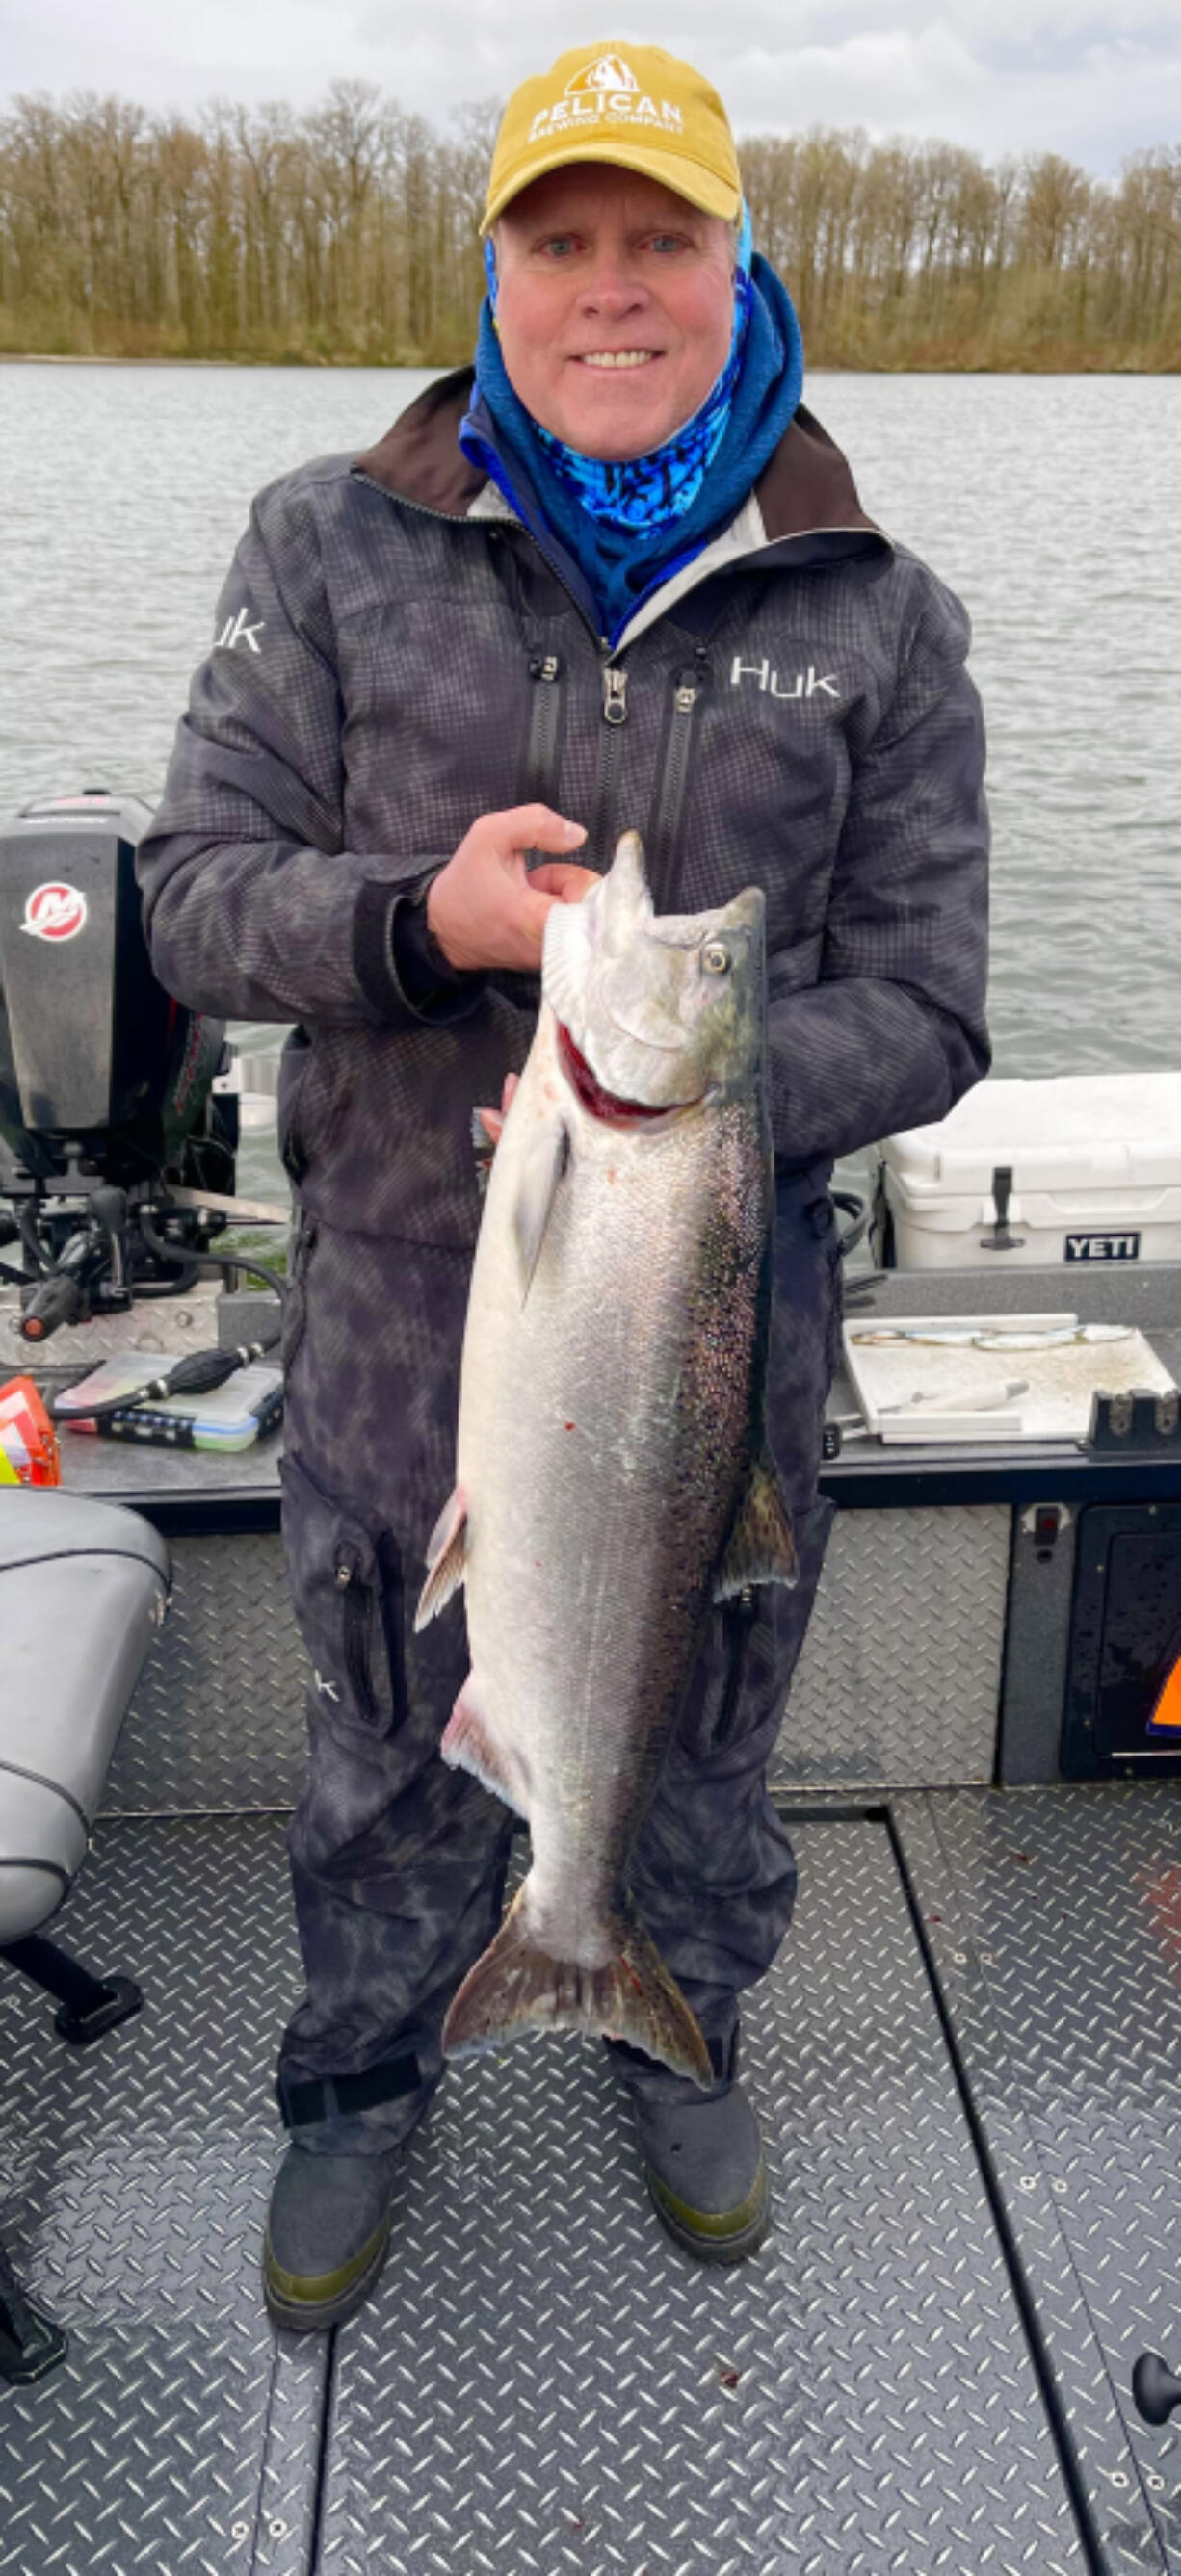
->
xmin=0 ymin=83 xmax=1177 ymax=369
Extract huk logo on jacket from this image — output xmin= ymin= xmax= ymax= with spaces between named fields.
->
xmin=730 ymin=656 xmax=840 ymax=702
xmin=529 ymin=54 xmax=684 ymax=143
xmin=216 ymin=605 xmax=265 ymax=655
xmin=21 ymin=881 xmax=88 ymax=941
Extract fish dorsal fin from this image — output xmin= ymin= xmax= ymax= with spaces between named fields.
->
xmin=414 ymin=1486 xmax=468 ymax=1630
xmin=600 ymin=830 xmax=653 ymax=957
xmin=512 ymin=1116 xmax=570 ymax=1300
xmin=715 ymin=1455 xmax=798 ymax=1599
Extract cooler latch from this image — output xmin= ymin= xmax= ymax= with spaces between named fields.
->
xmin=981 ymin=1164 xmax=1025 ymax=1253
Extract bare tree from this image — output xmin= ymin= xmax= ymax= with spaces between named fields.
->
xmin=0 ymin=88 xmax=1177 ymax=368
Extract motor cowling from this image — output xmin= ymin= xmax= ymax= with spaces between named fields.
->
xmin=0 ymin=791 xmax=224 ymax=1186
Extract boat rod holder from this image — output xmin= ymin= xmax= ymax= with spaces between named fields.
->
xmin=1086 ymin=1388 xmax=1181 ymax=1454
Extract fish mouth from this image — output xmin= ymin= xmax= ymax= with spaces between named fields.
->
xmin=557 ymin=1023 xmax=700 ymax=1127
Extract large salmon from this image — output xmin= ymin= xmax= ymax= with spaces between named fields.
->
xmin=415 ymin=832 xmax=797 ymax=2085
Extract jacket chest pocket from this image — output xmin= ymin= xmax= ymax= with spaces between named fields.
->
xmin=281 ymin=1451 xmax=406 ymax=1737
xmin=661 ymin=686 xmax=851 ymax=941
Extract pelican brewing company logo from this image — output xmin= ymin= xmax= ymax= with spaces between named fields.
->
xmin=528 ymin=54 xmax=685 ymax=144
xmin=20 ymin=881 xmax=88 ymax=942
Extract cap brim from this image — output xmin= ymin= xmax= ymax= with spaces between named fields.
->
xmin=482 ymin=143 xmax=740 ymax=235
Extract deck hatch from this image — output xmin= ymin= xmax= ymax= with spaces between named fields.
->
xmin=1063 ymin=1503 xmax=1181 ymax=1778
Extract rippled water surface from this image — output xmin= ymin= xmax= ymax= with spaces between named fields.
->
xmin=2 ymin=362 xmax=1178 ymax=1191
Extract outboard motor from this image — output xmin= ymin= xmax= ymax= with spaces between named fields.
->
xmin=0 ymin=791 xmax=238 ymax=1339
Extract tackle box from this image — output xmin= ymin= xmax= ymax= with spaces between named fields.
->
xmin=875 ymin=1071 xmax=1181 ymax=1270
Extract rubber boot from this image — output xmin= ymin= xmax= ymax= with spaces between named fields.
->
xmin=262 ymin=2142 xmax=403 ymax=2332
xmin=608 ymin=2023 xmax=771 ymax=2264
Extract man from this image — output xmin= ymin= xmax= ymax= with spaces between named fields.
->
xmin=139 ymin=40 xmax=987 ymax=2330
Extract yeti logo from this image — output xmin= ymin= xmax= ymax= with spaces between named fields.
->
xmin=1064 ymin=1233 xmax=1142 ymax=1262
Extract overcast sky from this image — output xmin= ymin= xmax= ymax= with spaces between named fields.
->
xmin=2 ymin=0 xmax=1177 ymax=176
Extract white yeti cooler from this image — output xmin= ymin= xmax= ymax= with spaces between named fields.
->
xmin=876 ymin=1073 xmax=1181 ymax=1270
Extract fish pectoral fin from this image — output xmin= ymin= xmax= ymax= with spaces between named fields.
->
xmin=440 ymin=1675 xmax=528 ymax=1819
xmin=414 ymin=1486 xmax=468 ymax=1631
xmin=512 ymin=1116 xmax=570 ymax=1300
xmin=442 ymin=1886 xmax=713 ymax=2088
xmin=715 ymin=1454 xmax=798 ymax=1598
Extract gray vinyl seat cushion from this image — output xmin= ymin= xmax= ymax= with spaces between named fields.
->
xmin=0 ymin=1492 xmax=169 ymax=1940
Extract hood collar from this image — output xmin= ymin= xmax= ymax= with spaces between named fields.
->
xmin=354 ymin=365 xmax=881 ymax=553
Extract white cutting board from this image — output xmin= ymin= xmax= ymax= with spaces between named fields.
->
xmin=843 ymin=1312 xmax=1177 ymax=1444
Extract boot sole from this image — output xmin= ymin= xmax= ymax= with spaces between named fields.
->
xmin=262 ymin=2212 xmax=393 ymax=2334
xmin=644 ymin=2159 xmax=772 ymax=2266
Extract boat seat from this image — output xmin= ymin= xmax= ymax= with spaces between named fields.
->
xmin=0 ymin=1492 xmax=170 ymax=1942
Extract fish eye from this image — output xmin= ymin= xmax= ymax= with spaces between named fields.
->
xmin=701 ymin=942 xmax=730 ymax=976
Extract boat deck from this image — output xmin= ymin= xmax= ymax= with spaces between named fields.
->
xmin=4 ymin=1254 xmax=1181 ymax=2571
xmin=3 ymin=1783 xmax=1180 ymax=2576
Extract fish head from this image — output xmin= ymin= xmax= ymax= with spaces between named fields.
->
xmin=543 ymin=830 xmax=766 ymax=1118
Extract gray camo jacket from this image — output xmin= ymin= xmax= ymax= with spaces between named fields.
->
xmin=138 ymin=372 xmax=989 ymax=1247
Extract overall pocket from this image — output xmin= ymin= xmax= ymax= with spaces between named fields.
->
xmin=280 ymin=1450 xmax=406 ymax=1737
xmin=770 ymin=1167 xmax=843 ymax=1443
xmin=805 ymin=1189 xmax=845 ymax=1388
xmin=676 ymin=1586 xmax=765 ymax=1763
xmin=713 ymin=1587 xmax=762 ymax=1752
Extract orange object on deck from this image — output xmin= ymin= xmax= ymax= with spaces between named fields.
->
xmin=0 ymin=1375 xmax=61 ymax=1487
xmin=1148 ymin=1653 xmax=1181 ymax=1734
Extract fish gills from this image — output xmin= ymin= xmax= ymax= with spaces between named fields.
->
xmin=442 ymin=1885 xmax=714 ymax=2087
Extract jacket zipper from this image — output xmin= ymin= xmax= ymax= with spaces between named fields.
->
xmin=649 ymin=653 xmax=706 ymax=908
xmin=335 ymin=1543 xmax=380 ymax=1726
xmin=587 ymin=663 xmax=629 ymax=867
xmin=524 ymin=651 xmax=564 ymax=808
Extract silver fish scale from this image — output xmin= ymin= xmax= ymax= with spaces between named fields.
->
xmin=321 ymin=1818 xmax=1086 ymax=2576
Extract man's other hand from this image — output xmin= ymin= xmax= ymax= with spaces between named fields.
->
xmin=476 ymin=1070 xmax=520 ymax=1150
xmin=427 ymin=805 xmax=596 ymax=974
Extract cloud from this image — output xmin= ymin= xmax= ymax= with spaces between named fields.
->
xmin=718 ymin=22 xmax=1181 ymax=168
xmin=1 ymin=0 xmax=1177 ymax=172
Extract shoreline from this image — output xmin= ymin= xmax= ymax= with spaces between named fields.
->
xmin=2 ymin=351 xmax=1177 ymax=377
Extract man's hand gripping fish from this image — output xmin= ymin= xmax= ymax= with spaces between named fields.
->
xmin=416 ymin=831 xmax=797 ymax=2086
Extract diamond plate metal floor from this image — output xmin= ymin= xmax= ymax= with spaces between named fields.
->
xmin=0 ymin=1817 xmax=323 ymax=2576
xmin=320 ymin=1817 xmax=1089 ymax=2576
xmin=895 ymin=1784 xmax=1181 ymax=2576
xmin=11 ymin=1801 xmax=1178 ymax=2576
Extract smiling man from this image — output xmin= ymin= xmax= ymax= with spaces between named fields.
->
xmin=139 ymin=40 xmax=989 ymax=2331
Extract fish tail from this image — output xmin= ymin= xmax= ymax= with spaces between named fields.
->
xmin=442 ymin=1884 xmax=713 ymax=2088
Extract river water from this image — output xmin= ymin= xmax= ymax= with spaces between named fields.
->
xmin=1 ymin=361 xmax=1178 ymax=1197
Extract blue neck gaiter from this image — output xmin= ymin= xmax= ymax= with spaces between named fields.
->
xmin=460 ymin=232 xmax=804 ymax=648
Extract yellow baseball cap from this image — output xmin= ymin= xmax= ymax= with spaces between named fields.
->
xmin=482 ymin=41 xmax=742 ymax=235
